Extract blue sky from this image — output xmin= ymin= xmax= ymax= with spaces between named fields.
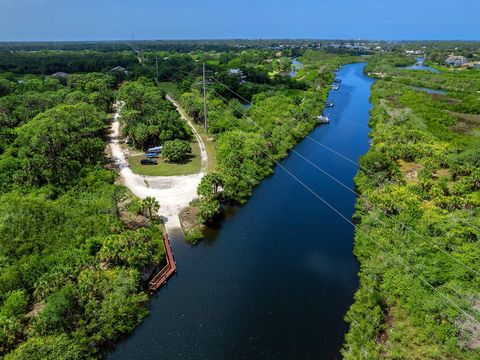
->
xmin=0 ymin=0 xmax=478 ymax=41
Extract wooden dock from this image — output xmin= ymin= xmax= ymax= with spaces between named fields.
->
xmin=149 ymin=234 xmax=176 ymax=292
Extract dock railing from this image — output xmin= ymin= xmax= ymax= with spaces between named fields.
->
xmin=149 ymin=234 xmax=176 ymax=292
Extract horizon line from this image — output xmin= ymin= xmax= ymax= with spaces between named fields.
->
xmin=1 ymin=38 xmax=479 ymax=43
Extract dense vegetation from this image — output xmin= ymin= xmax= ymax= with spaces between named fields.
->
xmin=162 ymin=139 xmax=192 ymax=163
xmin=343 ymin=54 xmax=480 ymax=359
xmin=117 ymin=78 xmax=191 ymax=150
xmin=0 ymin=65 xmax=166 ymax=358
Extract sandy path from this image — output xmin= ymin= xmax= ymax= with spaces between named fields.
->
xmin=166 ymin=94 xmax=208 ymax=170
xmin=109 ymin=101 xmax=207 ymax=232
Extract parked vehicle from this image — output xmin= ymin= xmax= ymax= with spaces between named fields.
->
xmin=147 ymin=146 xmax=163 ymax=153
xmin=141 ymin=159 xmax=158 ymax=165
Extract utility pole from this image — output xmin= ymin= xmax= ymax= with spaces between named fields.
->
xmin=202 ymin=62 xmax=208 ymax=133
xmin=155 ymin=53 xmax=159 ymax=82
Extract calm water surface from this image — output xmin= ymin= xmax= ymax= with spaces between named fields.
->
xmin=411 ymin=86 xmax=447 ymax=95
xmin=404 ymin=57 xmax=440 ymax=73
xmin=110 ymin=63 xmax=374 ymax=359
xmin=288 ymin=58 xmax=304 ymax=77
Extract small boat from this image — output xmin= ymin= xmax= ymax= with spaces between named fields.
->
xmin=325 ymin=102 xmax=334 ymax=108
xmin=145 ymin=153 xmax=159 ymax=158
xmin=147 ymin=146 xmax=163 ymax=153
xmin=331 ymin=84 xmax=339 ymax=90
xmin=317 ymin=115 xmax=330 ymax=124
xmin=334 ymin=79 xmax=342 ymax=83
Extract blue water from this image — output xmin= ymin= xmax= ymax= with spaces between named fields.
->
xmin=404 ymin=57 xmax=440 ymax=73
xmin=241 ymin=102 xmax=252 ymax=110
xmin=109 ymin=63 xmax=374 ymax=359
xmin=288 ymin=58 xmax=304 ymax=77
xmin=411 ymin=86 xmax=447 ymax=95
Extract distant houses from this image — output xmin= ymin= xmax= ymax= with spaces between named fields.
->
xmin=405 ymin=50 xmax=423 ymax=56
xmin=445 ymin=55 xmax=468 ymax=66
xmin=228 ymin=68 xmax=243 ymax=76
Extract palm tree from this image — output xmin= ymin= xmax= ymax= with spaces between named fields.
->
xmin=142 ymin=196 xmax=160 ymax=221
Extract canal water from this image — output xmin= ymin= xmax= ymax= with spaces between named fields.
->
xmin=110 ymin=63 xmax=374 ymax=359
xmin=411 ymin=86 xmax=447 ymax=95
xmin=288 ymin=57 xmax=304 ymax=77
xmin=404 ymin=57 xmax=440 ymax=73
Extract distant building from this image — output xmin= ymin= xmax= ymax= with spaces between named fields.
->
xmin=227 ymin=68 xmax=246 ymax=83
xmin=405 ymin=50 xmax=423 ymax=55
xmin=445 ymin=55 xmax=468 ymax=66
xmin=50 ymin=72 xmax=69 ymax=79
xmin=111 ymin=66 xmax=127 ymax=73
xmin=462 ymin=61 xmax=480 ymax=69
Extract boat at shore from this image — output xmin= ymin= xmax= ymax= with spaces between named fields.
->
xmin=325 ymin=102 xmax=334 ymax=107
xmin=317 ymin=115 xmax=330 ymax=124
xmin=331 ymin=84 xmax=339 ymax=90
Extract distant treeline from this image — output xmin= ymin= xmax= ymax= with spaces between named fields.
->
xmin=0 ymin=50 xmax=139 ymax=74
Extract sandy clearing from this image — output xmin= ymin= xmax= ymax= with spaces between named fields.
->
xmin=109 ymin=101 xmax=207 ymax=233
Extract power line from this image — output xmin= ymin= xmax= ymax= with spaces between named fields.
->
xmin=210 ymin=88 xmax=480 ymax=279
xmin=154 ymin=72 xmax=480 ymax=332
xmin=203 ymin=62 xmax=208 ymax=133
xmin=156 ymin=58 xmax=479 ymax=234
xmin=206 ymin=73 xmax=480 ymax=233
xmin=162 ymin=70 xmax=480 ymax=285
xmin=152 ymin=53 xmax=480 ymax=233
xmin=206 ymin=84 xmax=480 ymax=325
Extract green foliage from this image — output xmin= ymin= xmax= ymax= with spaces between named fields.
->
xmin=11 ymin=103 xmax=107 ymax=187
xmin=357 ymin=150 xmax=401 ymax=188
xmin=118 ymin=79 xmax=190 ymax=149
xmin=141 ymin=196 xmax=161 ymax=221
xmin=343 ymin=52 xmax=480 ymax=359
xmin=0 ymin=60 xmax=166 ymax=357
xmin=198 ymin=198 xmax=221 ymax=224
xmin=184 ymin=227 xmax=204 ymax=245
xmin=162 ymin=139 xmax=192 ymax=163
xmin=0 ymin=290 xmax=28 ymax=318
xmin=5 ymin=334 xmax=86 ymax=360
xmin=32 ymin=285 xmax=75 ymax=335
xmin=197 ymin=172 xmax=224 ymax=198
xmin=0 ymin=290 xmax=29 ymax=351
xmin=0 ymin=49 xmax=138 ymax=75
xmin=98 ymin=228 xmax=163 ymax=269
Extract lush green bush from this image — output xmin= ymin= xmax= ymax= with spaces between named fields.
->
xmin=118 ymin=79 xmax=190 ymax=149
xmin=162 ymin=139 xmax=191 ymax=163
xmin=184 ymin=227 xmax=204 ymax=245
